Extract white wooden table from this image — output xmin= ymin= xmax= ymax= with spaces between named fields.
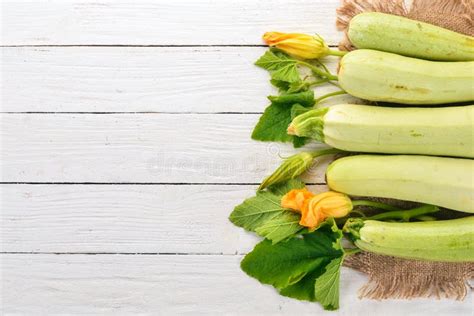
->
xmin=1 ymin=1 xmax=472 ymax=314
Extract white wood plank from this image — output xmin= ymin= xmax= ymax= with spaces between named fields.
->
xmin=1 ymin=254 xmax=471 ymax=315
xmin=1 ymin=0 xmax=341 ymax=46
xmin=1 ymin=114 xmax=334 ymax=183
xmin=0 ymin=184 xmax=327 ymax=254
xmin=1 ymin=47 xmax=353 ymax=113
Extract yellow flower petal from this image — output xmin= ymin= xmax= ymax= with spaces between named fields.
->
xmin=281 ymin=188 xmax=315 ymax=212
xmin=299 ymin=191 xmax=352 ymax=229
xmin=263 ymin=32 xmax=329 ymax=59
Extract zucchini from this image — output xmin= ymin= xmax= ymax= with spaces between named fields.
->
xmin=348 ymin=12 xmax=474 ymax=61
xmin=344 ymin=216 xmax=474 ymax=262
xmin=288 ymin=104 xmax=474 ymax=158
xmin=326 ymin=155 xmax=474 ymax=213
xmin=338 ymin=49 xmax=474 ymax=104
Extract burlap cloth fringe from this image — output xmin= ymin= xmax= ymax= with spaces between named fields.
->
xmin=345 ymin=252 xmax=474 ymax=300
xmin=336 ymin=0 xmax=474 ymax=301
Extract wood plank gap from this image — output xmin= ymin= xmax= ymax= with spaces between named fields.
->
xmin=0 ymin=252 xmax=246 ymax=256
xmin=0 ymin=182 xmax=327 ymax=185
xmin=0 ymin=44 xmax=339 ymax=48
xmin=0 ymin=112 xmax=264 ymax=115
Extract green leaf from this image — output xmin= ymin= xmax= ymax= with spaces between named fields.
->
xmin=268 ymin=91 xmax=314 ymax=107
xmin=267 ymin=178 xmax=305 ymax=196
xmin=251 ymin=102 xmax=295 ymax=142
xmin=255 ymin=215 xmax=302 ymax=244
xmin=252 ymin=91 xmax=314 ymax=144
xmin=255 ymin=49 xmax=301 ymax=83
xmin=240 ymin=219 xmax=344 ymax=310
xmin=279 ymin=267 xmax=324 ymax=301
xmin=291 ymin=104 xmax=312 ymax=120
xmin=287 ymin=81 xmax=311 ymax=94
xmin=314 ymin=256 xmax=343 ymax=310
xmin=292 ymin=136 xmax=310 ymax=148
xmin=271 ymin=79 xmax=312 ymax=94
xmin=270 ymin=79 xmax=291 ymax=93
xmin=229 ymin=179 xmax=305 ymax=243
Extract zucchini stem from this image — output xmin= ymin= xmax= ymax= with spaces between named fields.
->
xmin=314 ymin=90 xmax=348 ymax=104
xmin=327 ymin=49 xmax=347 ymax=57
xmin=367 ymin=204 xmax=439 ymax=222
xmin=298 ymin=61 xmax=338 ymax=81
xmin=351 ymin=200 xmax=401 ymax=212
xmin=348 ymin=210 xmax=366 ymax=218
xmin=307 ymin=79 xmax=330 ymax=87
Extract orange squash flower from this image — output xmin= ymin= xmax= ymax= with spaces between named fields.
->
xmin=281 ymin=188 xmax=315 ymax=212
xmin=300 ymin=192 xmax=352 ymax=229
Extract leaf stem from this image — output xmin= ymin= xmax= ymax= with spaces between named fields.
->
xmin=414 ymin=215 xmax=437 ymax=222
xmin=351 ymin=200 xmax=401 ymax=212
xmin=314 ymin=60 xmax=331 ymax=74
xmin=367 ymin=204 xmax=439 ymax=222
xmin=308 ymin=79 xmax=330 ymax=87
xmin=314 ymin=90 xmax=347 ymax=104
xmin=327 ymin=49 xmax=347 ymax=57
xmin=343 ymin=248 xmax=361 ymax=256
xmin=298 ymin=61 xmax=338 ymax=81
xmin=348 ymin=210 xmax=366 ymax=218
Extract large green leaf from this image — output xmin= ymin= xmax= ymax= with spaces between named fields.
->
xmin=251 ymin=91 xmax=314 ymax=144
xmin=229 ymin=180 xmax=305 ymax=244
xmin=255 ymin=49 xmax=301 ymax=83
xmin=240 ymin=219 xmax=344 ymax=310
xmin=314 ymin=256 xmax=343 ymax=310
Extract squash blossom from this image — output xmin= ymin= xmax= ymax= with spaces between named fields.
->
xmin=263 ymin=32 xmax=330 ymax=59
xmin=281 ymin=188 xmax=315 ymax=211
xmin=282 ymin=190 xmax=352 ymax=229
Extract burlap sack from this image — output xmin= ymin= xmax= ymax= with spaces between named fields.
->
xmin=335 ymin=0 xmax=474 ymax=300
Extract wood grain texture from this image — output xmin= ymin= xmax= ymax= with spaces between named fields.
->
xmin=2 ymin=0 xmax=467 ymax=314
xmin=1 ymin=113 xmax=334 ymax=183
xmin=0 ymin=47 xmax=356 ymax=113
xmin=1 ymin=0 xmax=341 ymax=46
xmin=2 ymin=254 xmax=471 ymax=315
xmin=0 ymin=184 xmax=326 ymax=254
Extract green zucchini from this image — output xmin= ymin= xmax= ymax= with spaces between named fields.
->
xmin=344 ymin=216 xmax=474 ymax=262
xmin=288 ymin=104 xmax=474 ymax=158
xmin=348 ymin=12 xmax=474 ymax=61
xmin=338 ymin=49 xmax=474 ymax=104
xmin=326 ymin=155 xmax=474 ymax=213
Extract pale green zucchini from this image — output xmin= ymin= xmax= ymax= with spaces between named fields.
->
xmin=288 ymin=104 xmax=474 ymax=158
xmin=344 ymin=216 xmax=474 ymax=262
xmin=348 ymin=12 xmax=474 ymax=61
xmin=326 ymin=155 xmax=474 ymax=213
xmin=338 ymin=49 xmax=474 ymax=104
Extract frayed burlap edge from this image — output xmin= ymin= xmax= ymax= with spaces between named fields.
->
xmin=344 ymin=252 xmax=474 ymax=300
xmin=336 ymin=0 xmax=473 ymax=50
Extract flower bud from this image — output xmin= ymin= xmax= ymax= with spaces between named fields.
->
xmin=300 ymin=192 xmax=352 ymax=229
xmin=259 ymin=152 xmax=314 ymax=191
xmin=263 ymin=32 xmax=330 ymax=59
xmin=281 ymin=188 xmax=315 ymax=212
